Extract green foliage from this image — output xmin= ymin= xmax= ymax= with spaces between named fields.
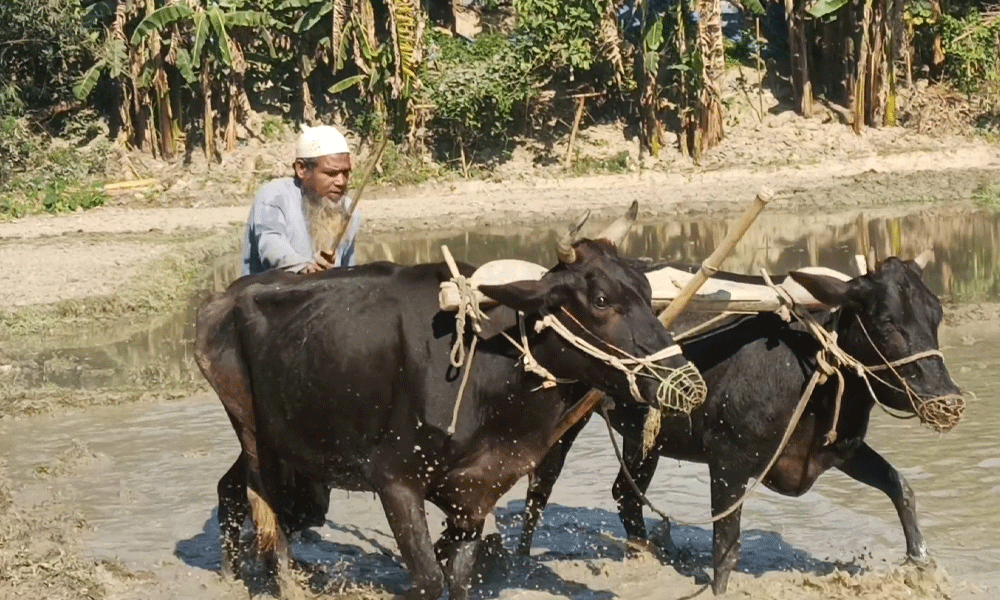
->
xmin=0 ymin=0 xmax=98 ymax=114
xmin=904 ymin=0 xmax=938 ymax=27
xmin=806 ymin=0 xmax=849 ymax=19
xmin=742 ymin=0 xmax=766 ymax=15
xmin=372 ymin=142 xmax=441 ymax=186
xmin=421 ymin=32 xmax=536 ymax=147
xmin=973 ymin=182 xmax=1000 ymax=210
xmin=571 ymin=150 xmax=631 ymax=175
xmin=0 ymin=120 xmax=110 ymax=219
xmin=938 ymin=12 xmax=1000 ymax=95
xmin=0 ymin=117 xmax=40 ymax=186
xmin=513 ymin=0 xmax=606 ymax=78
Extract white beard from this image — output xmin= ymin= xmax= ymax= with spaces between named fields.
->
xmin=303 ymin=195 xmax=349 ymax=256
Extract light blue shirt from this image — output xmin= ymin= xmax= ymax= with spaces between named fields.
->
xmin=241 ymin=177 xmax=361 ymax=276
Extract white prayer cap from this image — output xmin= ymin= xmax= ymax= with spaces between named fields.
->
xmin=296 ymin=124 xmax=350 ymax=159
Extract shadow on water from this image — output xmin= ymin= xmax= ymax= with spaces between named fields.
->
xmin=172 ymin=498 xmax=858 ymax=599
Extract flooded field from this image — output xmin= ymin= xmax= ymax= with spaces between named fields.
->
xmin=2 ymin=203 xmax=999 ymax=599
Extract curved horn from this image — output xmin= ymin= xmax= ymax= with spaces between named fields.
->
xmin=913 ymin=249 xmax=935 ymax=270
xmin=865 ymin=247 xmax=877 ymax=273
xmin=556 ymin=209 xmax=591 ymax=264
xmin=595 ymin=200 xmax=639 ymax=248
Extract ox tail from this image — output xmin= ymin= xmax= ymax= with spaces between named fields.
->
xmin=247 ymin=486 xmax=285 ymax=567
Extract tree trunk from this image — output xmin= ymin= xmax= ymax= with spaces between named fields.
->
xmin=202 ymin=59 xmax=216 ymax=161
xmin=786 ymin=0 xmax=813 ymax=116
xmin=852 ymin=0 xmax=873 ymax=133
xmin=692 ymin=0 xmax=725 ymax=157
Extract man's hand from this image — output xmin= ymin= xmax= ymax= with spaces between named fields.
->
xmin=302 ymin=250 xmax=338 ymax=274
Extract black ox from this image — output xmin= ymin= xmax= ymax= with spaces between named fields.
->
xmin=193 ymin=203 xmax=705 ymax=599
xmin=518 ymin=252 xmax=963 ymax=594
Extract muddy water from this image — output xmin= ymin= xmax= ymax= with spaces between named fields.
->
xmin=2 ymin=204 xmax=999 ymax=598
xmin=9 ymin=204 xmax=999 ymax=395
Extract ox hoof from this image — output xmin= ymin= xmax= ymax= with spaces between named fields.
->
xmin=905 ymin=553 xmax=934 ymax=569
xmin=473 ymin=534 xmax=509 ymax=585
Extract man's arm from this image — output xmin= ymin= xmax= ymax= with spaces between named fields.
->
xmin=252 ymin=200 xmax=312 ymax=273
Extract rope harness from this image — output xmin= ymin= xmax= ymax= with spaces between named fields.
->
xmin=615 ymin=270 xmax=966 ymax=527
xmin=537 ymin=307 xmax=706 ymax=411
xmin=442 ymin=269 xmax=707 ymax=434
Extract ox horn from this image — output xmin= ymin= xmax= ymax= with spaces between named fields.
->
xmin=865 ymin=247 xmax=878 ymax=273
xmin=595 ymin=200 xmax=639 ymax=248
xmin=556 ymin=209 xmax=592 ymax=264
xmin=913 ymin=249 xmax=935 ymax=270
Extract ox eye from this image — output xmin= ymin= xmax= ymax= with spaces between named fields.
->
xmin=593 ymin=295 xmax=610 ymax=309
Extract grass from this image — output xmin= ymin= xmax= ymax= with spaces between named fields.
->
xmin=972 ymin=181 xmax=1000 ymax=210
xmin=570 ymin=150 xmax=632 ymax=176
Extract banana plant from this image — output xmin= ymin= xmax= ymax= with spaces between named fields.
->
xmin=130 ymin=0 xmax=271 ymax=158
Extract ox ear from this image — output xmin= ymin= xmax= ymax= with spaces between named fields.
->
xmin=479 ymin=276 xmax=571 ymax=314
xmin=788 ymin=271 xmax=865 ymax=308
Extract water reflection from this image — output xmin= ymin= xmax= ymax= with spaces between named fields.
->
xmin=357 ymin=207 xmax=1000 ymax=303
xmin=8 ymin=205 xmax=1000 ymax=393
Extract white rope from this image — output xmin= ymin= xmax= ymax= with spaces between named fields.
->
xmin=533 ymin=309 xmax=697 ymax=409
xmin=449 ymin=274 xmax=487 ymax=369
xmin=498 ymin=313 xmax=577 ymax=390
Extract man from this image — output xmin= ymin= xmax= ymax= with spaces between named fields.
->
xmin=242 ymin=124 xmax=362 ymax=277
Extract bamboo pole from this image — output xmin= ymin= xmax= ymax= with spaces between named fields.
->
xmin=546 ymin=187 xmax=774 ymax=447
xmin=658 ymin=187 xmax=774 ymax=328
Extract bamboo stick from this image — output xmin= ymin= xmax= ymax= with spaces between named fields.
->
xmin=103 ymin=178 xmax=160 ymax=192
xmin=326 ymin=131 xmax=390 ymax=258
xmin=658 ymin=187 xmax=774 ymax=328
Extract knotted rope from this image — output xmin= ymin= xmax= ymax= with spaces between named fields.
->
xmin=535 ymin=307 xmax=707 ymax=413
xmin=448 ymin=273 xmax=488 ymax=369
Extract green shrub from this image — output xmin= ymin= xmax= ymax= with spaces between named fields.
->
xmin=938 ymin=11 xmax=1000 ymax=95
xmin=0 ymin=120 xmax=110 ymax=219
xmin=421 ymin=32 xmax=536 ymax=157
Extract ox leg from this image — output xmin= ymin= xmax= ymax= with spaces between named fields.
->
xmin=517 ymin=414 xmax=590 ymax=556
xmin=836 ymin=442 xmax=928 ymax=561
xmin=709 ymin=465 xmax=747 ymax=595
xmin=217 ymin=452 xmax=250 ymax=579
xmin=436 ymin=519 xmax=484 ymax=600
xmin=378 ymin=483 xmax=445 ymax=600
xmin=612 ymin=436 xmax=661 ymax=545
